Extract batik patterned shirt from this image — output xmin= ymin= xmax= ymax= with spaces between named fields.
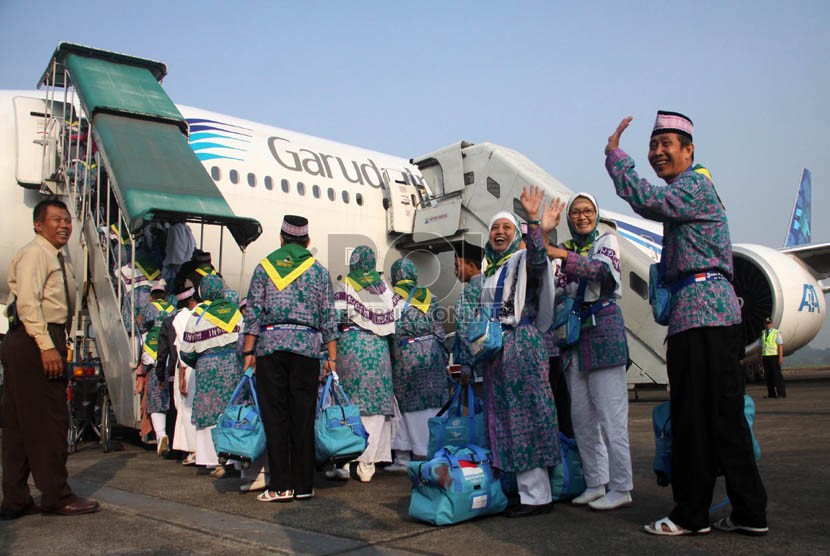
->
xmin=606 ymin=148 xmax=741 ymax=336
xmin=245 ymin=257 xmax=338 ymax=358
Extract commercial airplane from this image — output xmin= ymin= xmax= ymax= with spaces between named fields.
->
xmin=1 ymin=43 xmax=827 ymax=427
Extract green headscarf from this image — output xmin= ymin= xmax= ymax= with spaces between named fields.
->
xmin=563 ymin=192 xmax=599 ymax=255
xmin=391 ymin=258 xmax=432 ymax=314
xmin=484 ymin=211 xmax=522 ymax=277
xmin=345 ymin=245 xmax=382 ymax=291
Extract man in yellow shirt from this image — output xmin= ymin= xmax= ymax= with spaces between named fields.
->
xmin=761 ymin=317 xmax=786 ymax=398
xmin=1 ymin=199 xmax=100 ymax=519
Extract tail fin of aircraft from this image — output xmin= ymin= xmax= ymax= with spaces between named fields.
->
xmin=785 ymin=168 xmax=812 ymax=247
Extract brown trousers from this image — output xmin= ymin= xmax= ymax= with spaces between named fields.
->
xmin=1 ymin=324 xmax=76 ymax=511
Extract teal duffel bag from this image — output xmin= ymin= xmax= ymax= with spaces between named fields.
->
xmin=408 ymin=444 xmax=507 ymax=526
xmin=550 ymin=433 xmax=586 ymax=501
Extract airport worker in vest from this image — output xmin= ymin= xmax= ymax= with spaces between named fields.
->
xmin=1 ymin=198 xmax=100 ymax=519
xmin=329 ymin=245 xmax=396 ymax=481
xmin=606 ymin=111 xmax=768 ymax=536
xmin=136 ymin=283 xmax=176 ymax=455
xmin=387 ymin=258 xmax=448 ymax=472
xmin=480 ymin=186 xmax=561 ymax=518
xmin=242 ymin=215 xmax=338 ymax=502
xmin=761 ymin=317 xmax=786 ymax=398
xmin=546 ymin=192 xmax=633 ymax=511
xmin=451 ymin=241 xmax=484 ymax=387
xmin=179 ymin=275 xmax=243 ymax=478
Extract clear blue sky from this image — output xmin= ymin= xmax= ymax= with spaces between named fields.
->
xmin=1 ymin=0 xmax=828 ymax=347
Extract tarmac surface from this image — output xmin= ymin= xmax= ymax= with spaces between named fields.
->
xmin=1 ymin=369 xmax=829 ymax=556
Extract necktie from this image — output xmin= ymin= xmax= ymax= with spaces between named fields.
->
xmin=57 ymin=251 xmax=73 ymax=334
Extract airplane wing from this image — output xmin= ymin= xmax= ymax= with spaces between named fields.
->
xmin=780 ymin=242 xmax=830 ymax=280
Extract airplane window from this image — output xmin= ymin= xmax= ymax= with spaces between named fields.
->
xmin=312 ymin=184 xmax=321 ymax=198
xmin=327 ymin=187 xmax=335 ymax=201
xmin=629 ymin=272 xmax=647 ymax=299
xmin=247 ymin=173 xmax=256 ymax=188
xmin=281 ymin=179 xmax=290 ymax=193
xmin=487 ymin=177 xmax=500 ymax=198
xmin=264 ymin=176 xmax=273 ymax=190
xmin=211 ymin=166 xmax=221 ymax=181
xmin=297 ymin=182 xmax=306 ymax=196
xmin=356 ymin=192 xmax=364 ymax=206
xmin=230 ymin=169 xmax=239 ymax=184
xmin=342 ymin=190 xmax=350 ymax=204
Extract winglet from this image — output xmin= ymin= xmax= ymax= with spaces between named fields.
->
xmin=785 ymin=169 xmax=812 ymax=247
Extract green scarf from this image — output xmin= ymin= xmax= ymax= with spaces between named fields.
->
xmin=193 ymin=299 xmax=242 ymax=334
xmin=261 ymin=243 xmax=315 ymax=291
xmin=345 ymin=269 xmax=382 ymax=292
xmin=393 ymin=280 xmax=432 ymax=314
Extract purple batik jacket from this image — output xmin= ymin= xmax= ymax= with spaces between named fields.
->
xmin=606 ymin=148 xmax=741 ymax=336
xmin=246 ymin=257 xmax=339 ymax=358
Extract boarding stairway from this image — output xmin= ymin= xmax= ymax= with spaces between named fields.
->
xmin=36 ymin=43 xmax=262 ymax=427
xmin=399 ymin=141 xmax=667 ymax=386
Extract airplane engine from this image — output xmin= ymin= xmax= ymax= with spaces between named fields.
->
xmin=732 ymin=244 xmax=825 ymax=355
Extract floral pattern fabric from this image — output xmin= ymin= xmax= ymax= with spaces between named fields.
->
xmin=606 ymin=149 xmax=741 ymax=336
xmin=481 ymin=225 xmax=561 ymax=472
xmin=246 ymin=256 xmax=338 ymax=358
xmin=336 ymin=328 xmax=394 ymax=416
xmin=390 ymin=300 xmax=448 ymax=413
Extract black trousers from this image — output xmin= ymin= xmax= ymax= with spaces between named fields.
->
xmin=255 ymin=351 xmax=319 ymax=494
xmin=762 ymin=355 xmax=786 ymax=398
xmin=1 ymin=325 xmax=76 ymax=512
xmin=666 ymin=325 xmax=767 ymax=530
xmin=549 ymin=355 xmax=573 ymax=438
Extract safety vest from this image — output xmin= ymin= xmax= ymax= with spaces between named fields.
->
xmin=761 ymin=328 xmax=781 ymax=356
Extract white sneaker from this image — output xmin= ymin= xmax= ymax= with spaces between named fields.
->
xmin=325 ymin=463 xmax=350 ymax=481
xmin=588 ymin=491 xmax=633 ymax=511
xmin=572 ymin=486 xmax=606 ymax=506
xmin=356 ymin=462 xmax=375 ymax=482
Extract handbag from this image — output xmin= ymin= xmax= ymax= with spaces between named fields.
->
xmin=211 ymin=368 xmax=267 ymax=465
xmin=553 ymin=280 xmax=587 ymax=349
xmin=427 ymin=379 xmax=487 ymax=458
xmin=467 ymin=269 xmax=507 ymax=365
xmin=314 ymin=371 xmax=369 ymax=466
xmin=408 ymin=444 xmax=508 ymax=525
xmin=648 ymin=256 xmax=671 ymax=326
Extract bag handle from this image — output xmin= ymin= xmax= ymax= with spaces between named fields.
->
xmin=226 ymin=367 xmax=260 ymax=416
xmin=435 ymin=377 xmax=463 ymax=417
xmin=317 ymin=372 xmax=334 ymax=414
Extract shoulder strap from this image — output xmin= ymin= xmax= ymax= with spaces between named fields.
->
xmin=401 ymin=287 xmax=416 ymax=315
xmin=574 ymin=278 xmax=588 ymax=306
xmin=491 ymin=267 xmax=509 ymax=317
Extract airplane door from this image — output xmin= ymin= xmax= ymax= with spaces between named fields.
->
xmin=13 ymin=96 xmax=61 ymax=188
xmin=383 ymin=168 xmax=419 ymax=234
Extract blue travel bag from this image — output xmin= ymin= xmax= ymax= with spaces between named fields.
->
xmin=212 ymin=368 xmax=266 ymax=466
xmin=408 ymin=444 xmax=507 ymax=526
xmin=315 ymin=372 xmax=369 ymax=466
